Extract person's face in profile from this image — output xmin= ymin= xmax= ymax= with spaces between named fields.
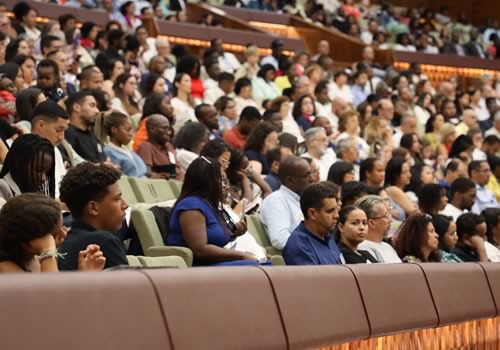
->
xmin=93 ymin=182 xmax=128 ymax=232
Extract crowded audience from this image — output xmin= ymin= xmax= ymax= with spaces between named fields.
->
xmin=0 ymin=0 xmax=499 ymax=274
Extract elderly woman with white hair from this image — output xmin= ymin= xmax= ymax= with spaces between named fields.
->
xmin=301 ymin=127 xmax=337 ymax=181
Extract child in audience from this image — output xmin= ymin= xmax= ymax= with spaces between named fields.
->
xmin=0 ymin=193 xmax=105 ymax=273
xmin=432 ymin=214 xmax=462 ymax=262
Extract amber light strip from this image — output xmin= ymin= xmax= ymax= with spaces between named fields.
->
xmin=395 ymin=62 xmax=499 ymax=78
xmin=249 ymin=21 xmax=301 ymax=39
xmin=319 ymin=317 xmax=500 ymax=350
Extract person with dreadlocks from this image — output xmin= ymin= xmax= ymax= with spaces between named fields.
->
xmin=0 ymin=134 xmax=55 ymax=204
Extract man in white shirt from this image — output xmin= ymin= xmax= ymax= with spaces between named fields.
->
xmin=301 ymin=127 xmax=336 ymax=181
xmin=211 ymin=38 xmax=241 ymax=74
xmin=260 ymin=156 xmax=313 ymax=250
xmin=30 ymin=101 xmax=70 ymax=198
xmin=311 ymin=40 xmax=330 ymax=62
xmin=440 ymin=177 xmax=477 ymax=221
xmin=203 ymin=72 xmax=235 ymax=105
xmin=470 ymin=160 xmax=499 ymax=213
xmin=392 ymin=112 xmax=417 ymax=148
xmin=260 ymin=39 xmax=284 ymax=70
xmin=485 ymin=111 xmax=500 ymax=139
xmin=356 ymin=195 xmax=402 ymax=263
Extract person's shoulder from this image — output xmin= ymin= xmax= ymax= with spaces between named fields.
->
xmin=175 ymin=196 xmax=209 ymax=211
xmin=137 ymin=140 xmax=154 ymax=152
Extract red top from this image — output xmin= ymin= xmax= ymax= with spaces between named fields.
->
xmin=190 ymin=78 xmax=205 ymax=101
xmin=223 ymin=127 xmax=246 ymax=150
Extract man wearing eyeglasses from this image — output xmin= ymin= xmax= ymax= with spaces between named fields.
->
xmin=355 ymin=195 xmax=402 ymax=263
xmin=470 ymin=160 xmax=498 ymax=214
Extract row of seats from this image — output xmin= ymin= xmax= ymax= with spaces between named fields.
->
xmin=118 ymin=176 xmax=182 ymax=206
xmin=1 ymin=263 xmax=499 ymax=349
xmin=127 ymin=255 xmax=187 ymax=269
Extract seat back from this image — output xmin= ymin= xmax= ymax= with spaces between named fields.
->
xmin=127 ymin=255 xmax=142 ymax=267
xmin=138 ymin=256 xmax=188 ymax=268
xmin=479 ymin=262 xmax=500 ymax=316
xmin=168 ymin=180 xmax=183 ymax=198
xmin=142 ymin=267 xmax=287 ymax=350
xmin=118 ymin=176 xmax=139 ymax=205
xmin=0 ymin=271 xmax=171 ymax=350
xmin=149 ymin=179 xmax=177 ymax=202
xmin=246 ymin=214 xmax=272 ymax=248
xmin=131 ymin=208 xmax=165 ymax=251
xmin=129 ymin=177 xmax=156 ymax=203
xmin=262 ymin=265 xmax=369 ymax=349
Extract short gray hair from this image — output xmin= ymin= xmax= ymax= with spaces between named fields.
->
xmin=304 ymin=127 xmax=324 ymax=145
xmin=336 ymin=138 xmax=355 ymax=158
xmin=355 ymin=195 xmax=384 ymax=219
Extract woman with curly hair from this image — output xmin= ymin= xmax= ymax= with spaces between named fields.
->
xmin=395 ymin=213 xmax=441 ymax=263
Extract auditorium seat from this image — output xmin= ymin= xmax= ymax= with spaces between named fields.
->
xmin=347 ymin=263 xmax=438 ymax=337
xmin=261 ymin=265 xmax=369 ymax=349
xmin=478 ymin=262 xmax=500 ymax=316
xmin=141 ymin=267 xmax=287 ymax=350
xmin=149 ymin=179 xmax=177 ymax=202
xmin=419 ymin=263 xmax=496 ymax=326
xmin=118 ymin=176 xmax=140 ymax=206
xmin=138 ymin=255 xmax=188 ymax=268
xmin=128 ymin=177 xmax=161 ymax=203
xmin=168 ymin=180 xmax=183 ymax=198
xmin=246 ymin=214 xmax=282 ymax=256
xmin=127 ymin=255 xmax=142 ymax=267
xmin=0 ymin=271 xmax=171 ymax=350
xmin=131 ymin=208 xmax=194 ymax=267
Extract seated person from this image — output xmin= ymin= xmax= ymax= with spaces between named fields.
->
xmin=136 ymin=114 xmax=182 ymax=179
xmin=58 ymin=163 xmax=129 ymax=270
xmin=451 ymin=212 xmax=489 ymax=262
xmin=283 ymin=182 xmax=342 ymax=265
xmin=336 ymin=205 xmax=377 ymax=264
xmin=440 ymin=177 xmax=477 ymax=221
xmin=260 ymin=156 xmax=313 ymax=250
xmin=264 ymin=146 xmax=293 ymax=192
xmin=98 ymin=112 xmax=147 ymax=178
xmin=0 ymin=193 xmax=105 ymax=273
xmin=432 ymin=214 xmax=462 ymax=262
xmin=395 ymin=213 xmax=441 ymax=263
xmin=0 ymin=134 xmax=55 ymax=202
xmin=482 ymin=208 xmax=500 ymax=262
xmin=223 ymin=106 xmax=262 ymax=150
xmin=168 ymin=157 xmax=259 ymax=266
xmin=173 ymin=122 xmax=210 ymax=173
xmin=355 ymin=195 xmax=402 ymax=263
xmin=36 ymin=59 xmax=65 ymax=103
xmin=243 ymin=122 xmax=279 ymax=175
xmin=341 ymin=182 xmax=368 ymax=206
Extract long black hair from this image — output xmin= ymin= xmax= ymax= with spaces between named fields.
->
xmin=176 ymin=156 xmax=223 ymax=213
xmin=384 ymin=157 xmax=407 ymax=187
xmin=0 ymin=134 xmax=55 ymax=197
xmin=482 ymin=208 xmax=500 ymax=246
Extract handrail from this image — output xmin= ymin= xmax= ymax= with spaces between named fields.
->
xmin=0 ymin=262 xmax=498 ymax=349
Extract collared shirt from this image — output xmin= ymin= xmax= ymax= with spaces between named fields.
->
xmin=351 ymin=84 xmax=368 ymax=107
xmin=301 ymin=149 xmax=336 ymax=182
xmin=260 ymin=185 xmax=303 ymax=250
xmin=264 ymin=172 xmax=281 ymax=192
xmin=472 ymin=185 xmax=498 ymax=214
xmin=58 ymin=221 xmax=128 ymax=271
xmin=357 ymin=239 xmax=402 ymax=263
xmin=65 ymin=124 xmax=106 ymax=163
xmin=283 ymin=222 xmax=342 ymax=265
xmin=440 ymin=203 xmax=466 ymax=222
xmin=223 ymin=127 xmax=247 ymax=150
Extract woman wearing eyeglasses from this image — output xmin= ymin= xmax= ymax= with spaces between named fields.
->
xmin=168 ymin=157 xmax=260 ymax=266
xmin=395 ymin=213 xmax=441 ymax=263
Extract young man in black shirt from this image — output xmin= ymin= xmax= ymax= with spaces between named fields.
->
xmin=452 ymin=213 xmax=489 ymax=262
xmin=58 ymin=162 xmax=129 ymax=270
xmin=64 ymin=91 xmax=105 ymax=163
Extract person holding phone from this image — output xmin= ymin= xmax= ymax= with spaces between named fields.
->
xmin=137 ymin=114 xmax=183 ymax=180
xmin=168 ymin=157 xmax=260 ymax=266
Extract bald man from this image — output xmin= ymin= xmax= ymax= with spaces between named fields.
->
xmin=260 ymin=156 xmax=313 ymax=250
xmin=312 ymin=40 xmax=330 ymax=61
xmin=137 ymin=114 xmax=182 ymax=179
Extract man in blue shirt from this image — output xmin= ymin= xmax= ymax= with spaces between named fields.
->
xmin=284 ymin=182 xmax=342 ymax=265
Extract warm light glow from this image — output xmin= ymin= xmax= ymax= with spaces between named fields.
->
xmin=320 ymin=317 xmax=500 ymax=349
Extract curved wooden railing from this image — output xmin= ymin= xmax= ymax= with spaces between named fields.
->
xmin=0 ymin=263 xmax=499 ymax=349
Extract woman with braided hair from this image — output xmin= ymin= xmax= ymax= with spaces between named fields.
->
xmin=0 ymin=134 xmax=55 ymax=202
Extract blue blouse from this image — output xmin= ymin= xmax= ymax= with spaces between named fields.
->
xmin=104 ymin=144 xmax=147 ymax=178
xmin=168 ymin=195 xmax=258 ymax=266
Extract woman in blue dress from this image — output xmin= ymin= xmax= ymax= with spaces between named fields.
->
xmin=96 ymin=112 xmax=147 ymax=178
xmin=168 ymin=156 xmax=260 ymax=266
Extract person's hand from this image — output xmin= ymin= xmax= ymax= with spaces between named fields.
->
xmin=153 ymin=172 xmax=170 ymax=180
xmin=54 ymin=226 xmax=69 ymax=248
xmin=30 ymin=234 xmax=57 ymax=255
xmin=240 ymin=252 xmax=259 ymax=261
xmin=467 ymin=235 xmax=486 ymax=251
xmin=236 ymin=170 xmax=249 ymax=182
xmin=103 ymin=158 xmax=121 ymax=170
xmin=232 ymin=218 xmax=247 ymax=237
xmin=78 ymin=244 xmax=106 ymax=271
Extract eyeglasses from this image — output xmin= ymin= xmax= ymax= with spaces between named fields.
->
xmin=371 ymin=212 xmax=391 ymax=220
